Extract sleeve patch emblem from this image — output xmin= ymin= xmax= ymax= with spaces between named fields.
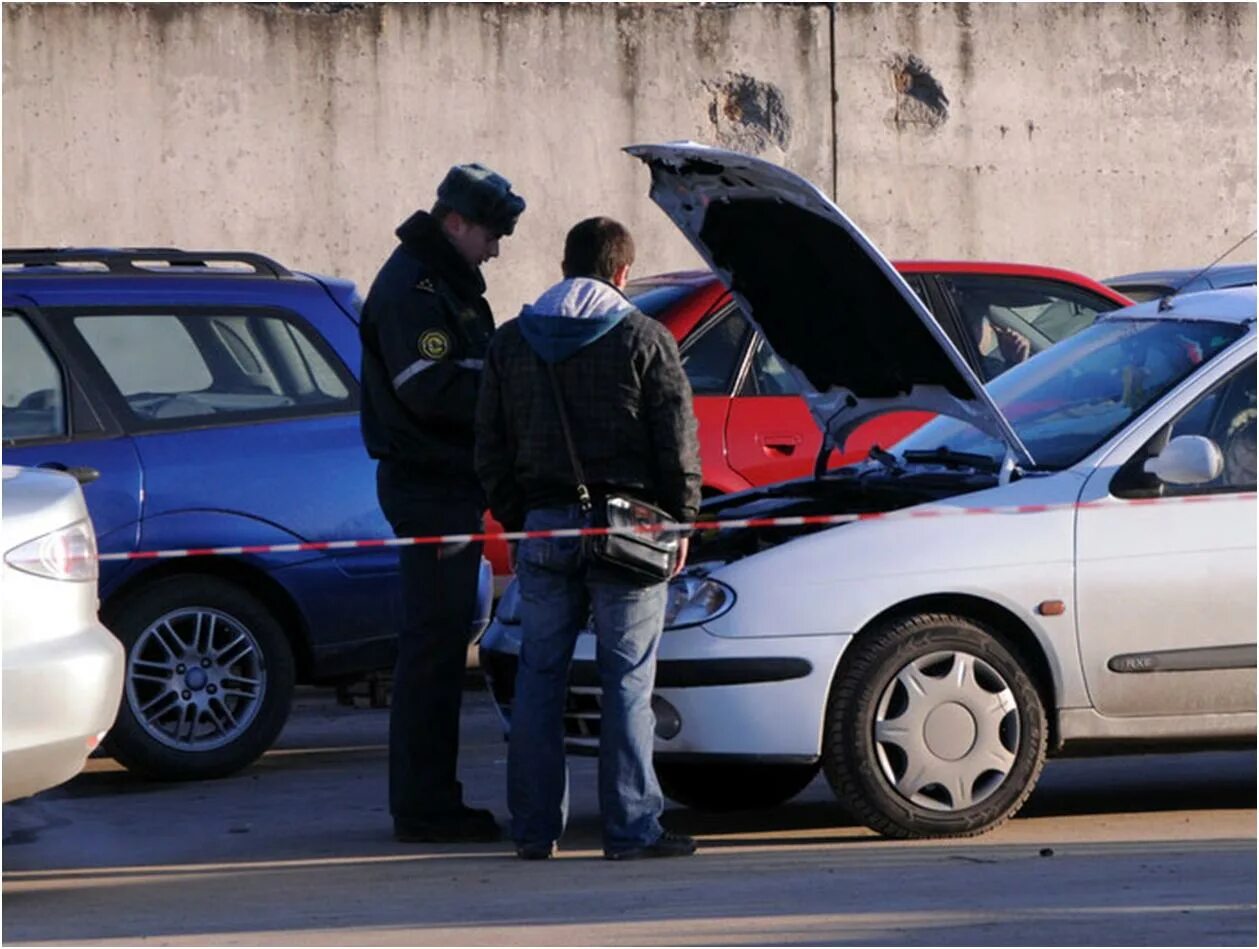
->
xmin=418 ymin=329 xmax=452 ymax=360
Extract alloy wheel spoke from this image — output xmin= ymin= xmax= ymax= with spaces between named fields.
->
xmin=182 ymin=703 xmax=203 ymax=743
xmin=170 ymin=703 xmax=185 ymax=742
xmin=152 ymin=621 xmax=187 ymax=659
xmin=134 ymin=655 xmax=177 ymax=672
xmin=208 ymin=699 xmax=238 ymax=735
xmin=193 ymin=612 xmax=213 ymax=657
xmin=214 ymin=634 xmax=253 ymax=668
xmin=131 ymin=658 xmax=176 ymax=682
xmin=141 ymin=689 xmax=180 ymax=721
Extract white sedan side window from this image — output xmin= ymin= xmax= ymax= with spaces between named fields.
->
xmin=1167 ymin=360 xmax=1257 ymax=492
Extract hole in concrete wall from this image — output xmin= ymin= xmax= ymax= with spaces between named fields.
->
xmin=887 ymin=53 xmax=949 ymax=132
xmin=704 ymin=72 xmax=792 ymax=153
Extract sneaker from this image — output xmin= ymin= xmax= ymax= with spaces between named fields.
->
xmin=604 ymin=831 xmax=697 ymax=861
xmin=515 ymin=840 xmax=557 ymax=861
xmin=394 ymin=806 xmax=501 ymax=843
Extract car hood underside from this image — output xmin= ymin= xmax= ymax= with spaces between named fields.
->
xmin=626 ymin=142 xmax=1034 ymax=469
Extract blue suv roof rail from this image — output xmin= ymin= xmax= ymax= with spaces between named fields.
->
xmin=2 ymin=247 xmax=293 ymax=278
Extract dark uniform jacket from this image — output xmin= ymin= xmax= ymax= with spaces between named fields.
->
xmin=475 ymin=280 xmax=702 ymax=533
xmin=359 ymin=211 xmax=496 ymax=492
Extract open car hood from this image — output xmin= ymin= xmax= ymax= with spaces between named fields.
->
xmin=626 ymin=142 xmax=1034 ymax=468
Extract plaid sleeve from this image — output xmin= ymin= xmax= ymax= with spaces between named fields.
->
xmin=474 ymin=334 xmax=525 ymax=531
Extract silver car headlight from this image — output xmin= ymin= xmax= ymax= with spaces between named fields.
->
xmin=663 ymin=575 xmax=735 ymax=630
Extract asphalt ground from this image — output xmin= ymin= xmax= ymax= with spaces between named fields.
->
xmin=2 ymin=685 xmax=1255 ymax=946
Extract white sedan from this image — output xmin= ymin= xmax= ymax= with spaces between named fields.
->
xmin=481 ymin=142 xmax=1256 ymax=838
xmin=3 ymin=465 xmax=125 ymax=802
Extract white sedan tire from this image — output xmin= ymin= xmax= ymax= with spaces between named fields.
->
xmin=823 ymin=612 xmax=1047 ymax=838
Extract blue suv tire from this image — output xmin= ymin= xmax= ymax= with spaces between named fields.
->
xmin=103 ymin=575 xmax=297 ymax=781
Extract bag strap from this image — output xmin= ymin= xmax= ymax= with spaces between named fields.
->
xmin=543 ymin=360 xmax=593 ymax=514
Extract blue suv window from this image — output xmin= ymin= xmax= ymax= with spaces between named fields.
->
xmin=2 ymin=312 xmax=67 ymax=440
xmin=72 ymin=309 xmax=353 ymax=427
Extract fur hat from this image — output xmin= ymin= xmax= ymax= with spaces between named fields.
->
xmin=436 ymin=163 xmax=526 ymax=236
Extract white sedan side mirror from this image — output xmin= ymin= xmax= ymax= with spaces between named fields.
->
xmin=1144 ymin=434 xmax=1224 ymax=486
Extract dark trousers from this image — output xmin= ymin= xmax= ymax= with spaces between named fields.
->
xmin=377 ymin=464 xmax=484 ymax=821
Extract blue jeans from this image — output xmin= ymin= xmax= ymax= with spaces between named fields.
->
xmin=508 ymin=505 xmax=669 ymax=854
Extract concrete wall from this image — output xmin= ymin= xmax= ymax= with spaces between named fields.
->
xmin=3 ymin=3 xmax=1254 ymax=318
xmin=832 ymin=3 xmax=1257 ymax=273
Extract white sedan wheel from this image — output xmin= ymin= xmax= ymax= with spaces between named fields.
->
xmin=823 ymin=612 xmax=1047 ymax=838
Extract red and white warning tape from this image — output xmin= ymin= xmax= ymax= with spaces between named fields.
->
xmin=95 ymin=492 xmax=1252 ymax=562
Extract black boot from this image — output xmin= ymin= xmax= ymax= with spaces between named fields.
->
xmin=394 ymin=806 xmax=501 ymax=843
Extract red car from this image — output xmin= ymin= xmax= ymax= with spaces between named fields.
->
xmin=484 ymin=261 xmax=1131 ymax=581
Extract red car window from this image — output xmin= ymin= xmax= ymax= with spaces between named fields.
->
xmin=678 ymin=306 xmax=752 ymax=395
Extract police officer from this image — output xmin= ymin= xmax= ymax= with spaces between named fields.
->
xmin=360 ymin=163 xmax=525 ymax=843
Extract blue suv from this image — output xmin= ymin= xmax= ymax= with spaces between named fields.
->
xmin=3 ymin=248 xmax=491 ymax=781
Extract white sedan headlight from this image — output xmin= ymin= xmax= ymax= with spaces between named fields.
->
xmin=663 ymin=575 xmax=735 ymax=630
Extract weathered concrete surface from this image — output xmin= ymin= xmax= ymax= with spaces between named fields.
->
xmin=832 ymin=3 xmax=1257 ymax=276
xmin=1 ymin=2 xmax=830 ymax=316
xmin=2 ymin=3 xmax=1254 ymax=317
xmin=2 ymin=688 xmax=1255 ymax=946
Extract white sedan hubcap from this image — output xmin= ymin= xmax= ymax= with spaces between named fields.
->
xmin=873 ymin=650 xmax=1019 ymax=812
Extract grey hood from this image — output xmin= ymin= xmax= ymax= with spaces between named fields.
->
xmin=624 ymin=142 xmax=1034 ymax=468
xmin=517 ymin=278 xmax=633 ymax=364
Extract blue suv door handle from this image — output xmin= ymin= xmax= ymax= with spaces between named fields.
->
xmin=37 ymin=461 xmax=101 ymax=485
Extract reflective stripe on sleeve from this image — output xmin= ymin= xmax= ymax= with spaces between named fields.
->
xmin=392 ymin=358 xmax=483 ymax=390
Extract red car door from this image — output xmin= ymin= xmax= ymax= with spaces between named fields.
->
xmin=724 ymin=335 xmax=820 ymax=484
xmin=726 ymin=333 xmax=938 ymax=482
xmin=674 ymin=302 xmax=760 ymax=494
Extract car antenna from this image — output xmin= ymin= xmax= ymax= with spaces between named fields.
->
xmin=1157 ymin=229 xmax=1257 ymax=312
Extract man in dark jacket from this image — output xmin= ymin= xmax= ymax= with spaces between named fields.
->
xmin=360 ymin=163 xmax=525 ymax=843
xmin=475 ymin=217 xmax=702 ymax=860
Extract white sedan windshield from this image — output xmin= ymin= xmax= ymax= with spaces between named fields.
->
xmin=897 ymin=318 xmax=1246 ymax=469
